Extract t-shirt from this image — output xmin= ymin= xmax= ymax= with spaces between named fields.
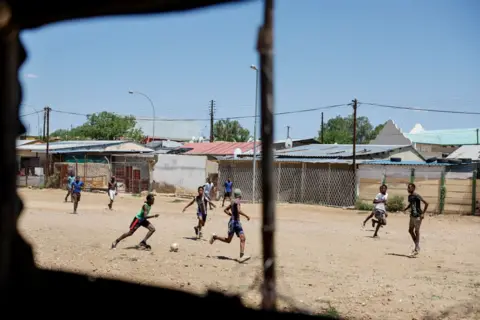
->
xmin=204 ymin=183 xmax=213 ymax=194
xmin=408 ymin=193 xmax=424 ymax=217
xmin=71 ymin=181 xmax=84 ymax=194
xmin=374 ymin=192 xmax=388 ymax=212
xmin=136 ymin=203 xmax=151 ymax=220
xmin=225 ymin=181 xmax=233 ymax=193
xmin=67 ymin=176 xmax=75 ymax=188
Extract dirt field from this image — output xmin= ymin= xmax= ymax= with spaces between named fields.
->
xmin=17 ymin=188 xmax=480 ymax=320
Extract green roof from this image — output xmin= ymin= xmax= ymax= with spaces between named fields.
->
xmin=404 ymin=128 xmax=480 ymax=145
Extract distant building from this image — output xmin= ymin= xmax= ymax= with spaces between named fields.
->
xmin=135 ymin=119 xmax=203 ymax=143
xmin=370 ymin=120 xmax=480 ymax=159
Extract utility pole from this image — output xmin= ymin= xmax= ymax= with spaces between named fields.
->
xmin=209 ymin=100 xmax=215 ymax=142
xmin=286 ymin=125 xmax=290 ymax=139
xmin=42 ymin=108 xmax=47 ymax=141
xmin=352 ymin=99 xmax=358 ymax=176
xmin=45 ymin=106 xmax=51 ymax=176
xmin=321 ymin=112 xmax=324 ymax=144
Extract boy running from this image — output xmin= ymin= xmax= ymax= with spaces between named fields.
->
xmin=404 ymin=183 xmax=428 ymax=255
xmin=183 ymin=186 xmax=216 ymax=238
xmin=111 ymin=194 xmax=158 ymax=250
xmin=71 ymin=176 xmax=84 ymax=214
xmin=107 ymin=176 xmax=118 ymax=210
xmin=222 ymin=178 xmax=233 ymax=207
xmin=362 ymin=184 xmax=388 ymax=233
xmin=210 ymin=188 xmax=250 ymax=259
xmin=64 ymin=172 xmax=75 ymax=202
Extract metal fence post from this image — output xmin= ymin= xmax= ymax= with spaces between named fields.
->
xmin=300 ymin=163 xmax=306 ymax=203
xmin=439 ymin=171 xmax=446 ymax=215
xmin=276 ymin=162 xmax=281 ymax=201
xmin=410 ymin=168 xmax=415 ymax=184
xmin=327 ymin=164 xmax=331 ymax=204
xmin=472 ymin=170 xmax=477 ymax=215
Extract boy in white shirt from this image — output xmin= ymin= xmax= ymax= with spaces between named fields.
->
xmin=362 ymin=185 xmax=388 ymax=236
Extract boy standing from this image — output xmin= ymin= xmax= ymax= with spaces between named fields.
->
xmin=222 ymin=178 xmax=233 ymax=207
xmin=111 ymin=194 xmax=158 ymax=250
xmin=203 ymin=178 xmax=214 ymax=210
xmin=107 ymin=176 xmax=118 ymax=210
xmin=404 ymin=183 xmax=428 ymax=255
xmin=210 ymin=188 xmax=250 ymax=259
xmin=183 ymin=186 xmax=216 ymax=238
xmin=71 ymin=176 xmax=84 ymax=214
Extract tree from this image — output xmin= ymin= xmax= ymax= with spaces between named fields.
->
xmin=213 ymin=119 xmax=250 ymax=142
xmin=50 ymin=112 xmax=144 ymax=142
xmin=318 ymin=115 xmax=385 ymax=144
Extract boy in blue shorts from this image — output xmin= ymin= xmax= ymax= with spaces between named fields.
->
xmin=71 ymin=176 xmax=84 ymax=214
xmin=210 ymin=188 xmax=250 ymax=258
xmin=64 ymin=172 xmax=75 ymax=202
xmin=183 ymin=186 xmax=216 ymax=238
xmin=111 ymin=194 xmax=158 ymax=250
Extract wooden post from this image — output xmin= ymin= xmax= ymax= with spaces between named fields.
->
xmin=472 ymin=170 xmax=477 ymax=215
xmin=327 ymin=163 xmax=331 ymax=204
xmin=410 ymin=168 xmax=415 ymax=184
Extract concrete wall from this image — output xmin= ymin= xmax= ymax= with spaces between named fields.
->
xmin=382 ymin=149 xmax=424 ymax=161
xmin=153 ymin=154 xmax=207 ymax=194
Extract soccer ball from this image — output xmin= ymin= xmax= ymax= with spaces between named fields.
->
xmin=170 ymin=243 xmax=179 ymax=252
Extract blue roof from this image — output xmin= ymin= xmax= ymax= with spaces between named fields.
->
xmin=362 ymin=160 xmax=452 ymax=166
xmin=274 ymin=144 xmax=413 ymax=158
xmin=404 ymin=128 xmax=480 ymax=145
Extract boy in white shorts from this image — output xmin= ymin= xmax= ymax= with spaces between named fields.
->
xmin=107 ymin=176 xmax=118 ymax=210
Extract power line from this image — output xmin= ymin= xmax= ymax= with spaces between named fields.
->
xmin=49 ymin=104 xmax=350 ymax=122
xmin=19 ymin=110 xmax=43 ymax=118
xmin=360 ymin=102 xmax=480 ymax=115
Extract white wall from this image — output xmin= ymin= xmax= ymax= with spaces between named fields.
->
xmin=153 ymin=154 xmax=207 ymax=193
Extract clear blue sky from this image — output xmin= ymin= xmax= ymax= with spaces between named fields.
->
xmin=19 ymin=0 xmax=480 ymax=140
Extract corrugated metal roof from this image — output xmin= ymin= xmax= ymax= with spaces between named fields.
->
xmin=217 ymin=156 xmax=355 ymax=164
xmin=17 ymin=139 xmax=39 ymax=147
xmin=447 ymin=145 xmax=480 ymax=160
xmin=404 ymin=128 xmax=480 ymax=145
xmin=362 ymin=160 xmax=452 ymax=166
xmin=47 ymin=142 xmax=153 ymax=154
xmin=180 ymin=142 xmax=259 ymax=155
xmin=17 ymin=140 xmax=125 ymax=152
xmin=275 ymin=144 xmax=412 ymax=158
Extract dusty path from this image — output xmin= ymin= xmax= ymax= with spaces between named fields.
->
xmin=17 ymin=188 xmax=480 ymax=319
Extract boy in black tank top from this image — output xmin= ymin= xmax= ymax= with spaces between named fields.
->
xmin=183 ymin=186 xmax=216 ymax=238
xmin=209 ymin=189 xmax=250 ymax=259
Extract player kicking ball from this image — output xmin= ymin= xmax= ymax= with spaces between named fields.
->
xmin=182 ymin=186 xmax=216 ymax=239
xmin=111 ymin=194 xmax=158 ymax=250
xmin=209 ymin=188 xmax=250 ymax=259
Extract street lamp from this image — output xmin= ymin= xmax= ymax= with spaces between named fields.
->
xmin=128 ymin=90 xmax=156 ymax=143
xmin=250 ymin=65 xmax=259 ymax=203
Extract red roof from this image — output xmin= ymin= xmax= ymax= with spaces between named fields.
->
xmin=181 ymin=142 xmax=259 ymax=156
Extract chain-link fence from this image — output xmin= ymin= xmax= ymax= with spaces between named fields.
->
xmin=218 ymin=160 xmax=356 ymax=207
xmin=54 ymin=162 xmax=110 ymax=189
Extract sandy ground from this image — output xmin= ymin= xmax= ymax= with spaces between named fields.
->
xmin=16 ymin=188 xmax=480 ymax=320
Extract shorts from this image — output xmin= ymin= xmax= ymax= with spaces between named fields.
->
xmin=129 ymin=217 xmax=151 ymax=232
xmin=228 ymin=219 xmax=244 ymax=237
xmin=374 ymin=209 xmax=386 ymax=225
xmin=197 ymin=210 xmax=207 ymax=222
xmin=224 ymin=192 xmax=232 ymax=198
xmin=409 ymin=216 xmax=422 ymax=231
xmin=108 ymin=189 xmax=116 ymax=201
xmin=67 ymin=185 xmax=72 ymax=191
xmin=72 ymin=193 xmax=81 ymax=202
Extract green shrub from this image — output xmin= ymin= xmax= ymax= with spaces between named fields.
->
xmin=355 ymin=200 xmax=374 ymax=211
xmin=386 ymin=195 xmax=405 ymax=212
